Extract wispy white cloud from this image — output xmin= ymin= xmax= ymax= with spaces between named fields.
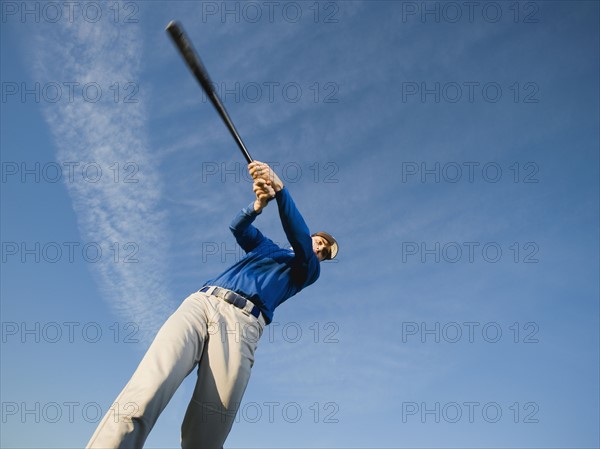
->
xmin=30 ymin=16 xmax=173 ymax=343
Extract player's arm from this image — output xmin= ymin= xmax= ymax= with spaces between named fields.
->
xmin=249 ymin=162 xmax=319 ymax=283
xmin=229 ymin=178 xmax=274 ymax=252
xmin=276 ymin=189 xmax=313 ymax=258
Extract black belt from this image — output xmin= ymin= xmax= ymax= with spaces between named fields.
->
xmin=200 ymin=286 xmax=262 ymax=320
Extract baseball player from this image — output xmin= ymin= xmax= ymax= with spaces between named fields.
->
xmin=86 ymin=161 xmax=338 ymax=448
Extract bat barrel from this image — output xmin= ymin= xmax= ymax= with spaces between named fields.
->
xmin=166 ymin=20 xmax=253 ymax=164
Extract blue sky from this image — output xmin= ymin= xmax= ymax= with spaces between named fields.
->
xmin=1 ymin=1 xmax=598 ymax=447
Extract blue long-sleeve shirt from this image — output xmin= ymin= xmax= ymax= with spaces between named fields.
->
xmin=203 ymin=187 xmax=320 ymax=324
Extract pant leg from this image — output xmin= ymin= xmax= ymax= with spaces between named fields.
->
xmin=86 ymin=292 xmax=214 ymax=449
xmin=180 ymin=298 xmax=263 ymax=449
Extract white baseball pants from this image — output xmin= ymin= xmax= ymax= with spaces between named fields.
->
xmin=86 ymin=290 xmax=264 ymax=449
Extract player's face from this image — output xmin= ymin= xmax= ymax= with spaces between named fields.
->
xmin=312 ymin=236 xmax=331 ymax=262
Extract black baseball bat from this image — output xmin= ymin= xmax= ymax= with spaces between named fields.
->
xmin=166 ymin=20 xmax=253 ymax=164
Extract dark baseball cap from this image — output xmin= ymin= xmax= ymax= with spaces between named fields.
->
xmin=312 ymin=232 xmax=338 ymax=260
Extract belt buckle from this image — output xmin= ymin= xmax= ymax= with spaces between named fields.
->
xmin=202 ymin=286 xmax=260 ymax=320
xmin=214 ymin=287 xmax=225 ymax=299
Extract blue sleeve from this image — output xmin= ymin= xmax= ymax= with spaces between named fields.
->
xmin=275 ymin=187 xmax=320 ymax=285
xmin=229 ymin=201 xmax=266 ymax=253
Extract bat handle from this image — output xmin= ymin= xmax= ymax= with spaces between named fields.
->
xmin=207 ymin=91 xmax=253 ymax=163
